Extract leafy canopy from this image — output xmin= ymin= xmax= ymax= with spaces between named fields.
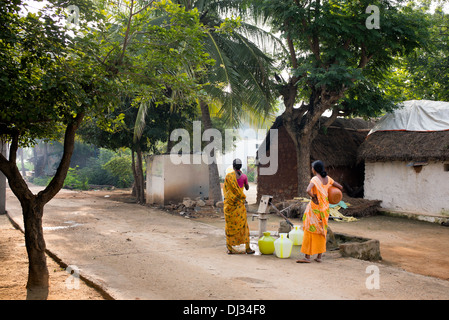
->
xmin=0 ymin=0 xmax=119 ymax=146
xmin=245 ymin=0 xmax=430 ymax=116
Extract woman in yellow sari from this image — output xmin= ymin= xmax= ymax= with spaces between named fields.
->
xmin=223 ymin=159 xmax=255 ymax=254
xmin=297 ymin=160 xmax=342 ymax=263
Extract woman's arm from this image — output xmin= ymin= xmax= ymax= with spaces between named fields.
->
xmin=306 ymin=182 xmax=319 ymax=204
xmin=332 ymin=181 xmax=343 ymax=191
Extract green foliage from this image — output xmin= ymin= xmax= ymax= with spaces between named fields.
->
xmin=245 ymin=0 xmax=430 ymax=116
xmin=77 ymin=148 xmax=118 ymax=186
xmin=246 ymin=163 xmax=257 ymax=183
xmin=86 ymin=0 xmax=212 ymax=111
xmin=397 ymin=3 xmax=449 ymax=101
xmin=79 ymin=95 xmax=196 ymax=155
xmin=63 ymin=166 xmax=89 ymax=190
xmin=103 ymin=154 xmax=134 ymax=188
xmin=196 ymin=3 xmax=279 ymax=127
xmin=73 ymin=148 xmax=137 ymax=188
xmin=0 ymin=0 xmax=119 ymax=147
xmin=32 ymin=176 xmax=52 ymax=187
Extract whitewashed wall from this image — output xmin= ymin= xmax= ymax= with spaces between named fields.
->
xmin=146 ymin=154 xmax=209 ymax=205
xmin=364 ymin=161 xmax=449 ymax=216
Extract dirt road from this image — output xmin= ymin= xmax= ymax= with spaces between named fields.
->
xmin=4 ymin=186 xmax=449 ymax=300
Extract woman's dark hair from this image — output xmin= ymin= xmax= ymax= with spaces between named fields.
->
xmin=312 ymin=160 xmax=327 ymax=177
xmin=233 ymin=158 xmax=242 ymax=170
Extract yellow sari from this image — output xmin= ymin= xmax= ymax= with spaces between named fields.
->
xmin=223 ymin=171 xmax=250 ymax=250
xmin=301 ymin=176 xmax=334 ymax=255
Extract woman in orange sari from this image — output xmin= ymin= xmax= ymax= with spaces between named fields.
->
xmin=223 ymin=159 xmax=255 ymax=254
xmin=297 ymin=160 xmax=342 ymax=263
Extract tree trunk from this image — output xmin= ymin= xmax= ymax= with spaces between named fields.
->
xmin=282 ymin=85 xmax=341 ymax=197
xmin=135 ymin=145 xmax=145 ymax=204
xmin=131 ymin=151 xmax=137 ymax=197
xmin=0 ymin=114 xmax=83 ymax=296
xmin=283 ymin=114 xmax=313 ymax=197
xmin=22 ymin=199 xmax=49 ymax=294
xmin=295 ymin=134 xmax=313 ymax=197
xmin=199 ymin=100 xmax=222 ymax=204
xmin=131 ymin=144 xmax=145 ymax=204
xmin=0 ymin=140 xmax=6 ymax=215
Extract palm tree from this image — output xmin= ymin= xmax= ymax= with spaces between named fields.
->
xmin=135 ymin=0 xmax=284 ymax=204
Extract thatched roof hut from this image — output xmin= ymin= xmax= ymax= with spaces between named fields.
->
xmin=358 ymin=131 xmax=449 ymax=163
xmin=358 ymin=100 xmax=449 ymax=216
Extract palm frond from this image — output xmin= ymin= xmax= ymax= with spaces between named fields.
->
xmin=133 ymin=99 xmax=150 ymax=143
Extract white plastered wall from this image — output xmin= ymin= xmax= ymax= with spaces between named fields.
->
xmin=146 ymin=154 xmax=209 ymax=205
xmin=364 ymin=161 xmax=449 ymax=216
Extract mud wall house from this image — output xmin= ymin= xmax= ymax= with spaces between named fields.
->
xmin=256 ymin=116 xmax=372 ymax=203
xmin=357 ymin=100 xmax=449 ymax=217
xmin=146 ymin=154 xmax=209 ymax=205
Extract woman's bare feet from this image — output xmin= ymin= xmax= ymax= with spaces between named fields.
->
xmin=296 ymin=254 xmax=311 ymax=263
xmin=296 ymin=258 xmax=311 ymax=263
xmin=245 ymin=244 xmax=255 ymax=254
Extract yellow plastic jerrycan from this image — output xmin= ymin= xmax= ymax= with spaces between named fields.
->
xmin=274 ymin=233 xmax=293 ymax=258
xmin=289 ymin=225 xmax=304 ymax=246
xmin=258 ymin=231 xmax=275 ymax=255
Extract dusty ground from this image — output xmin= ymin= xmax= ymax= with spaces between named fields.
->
xmin=200 ymin=206 xmax=449 ymax=281
xmin=1 ymin=183 xmax=449 ymax=300
xmin=0 ymin=214 xmax=105 ymax=300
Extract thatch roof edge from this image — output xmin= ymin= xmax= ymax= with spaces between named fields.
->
xmin=358 ymin=130 xmax=449 ymax=162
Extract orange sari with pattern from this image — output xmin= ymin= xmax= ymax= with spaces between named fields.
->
xmin=223 ymin=171 xmax=250 ymax=247
xmin=301 ymin=176 xmax=334 ymax=255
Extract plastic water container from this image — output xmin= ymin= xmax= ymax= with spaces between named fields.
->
xmin=274 ymin=233 xmax=293 ymax=258
xmin=289 ymin=225 xmax=304 ymax=246
xmin=258 ymin=232 xmax=276 ymax=255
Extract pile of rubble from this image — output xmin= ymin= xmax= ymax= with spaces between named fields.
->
xmin=159 ymin=197 xmax=224 ymax=218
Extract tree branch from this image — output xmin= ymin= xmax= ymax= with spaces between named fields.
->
xmin=38 ymin=113 xmax=85 ymax=205
xmin=119 ymin=0 xmax=134 ymax=65
xmin=287 ymin=34 xmax=298 ymax=70
xmin=358 ymin=43 xmax=373 ymax=68
xmin=9 ymin=131 xmax=19 ymax=164
xmin=322 ymin=107 xmax=339 ymax=129
xmin=0 ymin=144 xmax=11 ymax=178
xmin=131 ymin=0 xmax=155 ymax=17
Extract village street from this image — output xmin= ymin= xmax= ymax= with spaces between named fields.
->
xmin=4 ymin=185 xmax=449 ymax=300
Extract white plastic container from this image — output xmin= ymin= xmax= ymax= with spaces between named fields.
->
xmin=274 ymin=233 xmax=293 ymax=258
xmin=289 ymin=225 xmax=304 ymax=246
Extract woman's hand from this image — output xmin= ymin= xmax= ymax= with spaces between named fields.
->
xmin=311 ymin=194 xmax=319 ymax=205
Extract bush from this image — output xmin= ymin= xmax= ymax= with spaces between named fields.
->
xmin=103 ymin=155 xmax=134 ymax=188
xmin=77 ymin=157 xmax=118 ymax=186
xmin=63 ymin=167 xmax=89 ymax=190
xmin=32 ymin=176 xmax=52 ymax=186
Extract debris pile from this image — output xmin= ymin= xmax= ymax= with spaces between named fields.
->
xmin=158 ymin=197 xmax=222 ymax=218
